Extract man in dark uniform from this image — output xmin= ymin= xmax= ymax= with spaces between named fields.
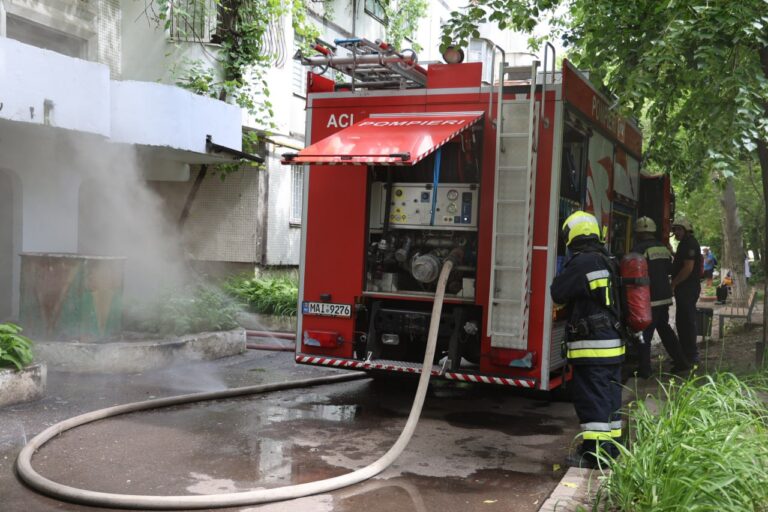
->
xmin=631 ymin=217 xmax=690 ymax=376
xmin=671 ymin=217 xmax=702 ymax=366
xmin=551 ymin=211 xmax=624 ymax=468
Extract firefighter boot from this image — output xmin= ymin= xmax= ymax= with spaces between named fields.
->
xmin=564 ymin=445 xmax=599 ymax=470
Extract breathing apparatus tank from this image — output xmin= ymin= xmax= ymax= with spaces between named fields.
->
xmin=619 ymin=252 xmax=652 ymax=332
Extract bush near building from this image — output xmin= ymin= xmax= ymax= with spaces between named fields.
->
xmin=225 ymin=274 xmax=298 ymax=317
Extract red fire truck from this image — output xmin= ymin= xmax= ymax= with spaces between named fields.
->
xmin=282 ymin=38 xmax=672 ymax=392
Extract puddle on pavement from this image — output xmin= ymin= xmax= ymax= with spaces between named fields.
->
xmin=444 ymin=411 xmax=563 ymax=436
xmin=31 ymin=395 xmax=364 ymax=495
xmin=336 ymin=469 xmax=560 ymax=512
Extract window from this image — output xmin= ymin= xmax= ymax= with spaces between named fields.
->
xmin=169 ymin=0 xmax=219 ymax=43
xmin=292 ymin=57 xmax=308 ymax=97
xmin=6 ymin=14 xmax=87 ymax=58
xmin=365 ymin=0 xmax=387 ymax=24
xmin=290 ymin=165 xmax=304 ymax=224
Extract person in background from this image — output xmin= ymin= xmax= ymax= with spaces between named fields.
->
xmin=702 ymin=247 xmax=717 ymax=287
xmin=745 ymin=252 xmax=752 ymax=283
xmin=551 ymin=211 xmax=623 ymax=469
xmin=632 ymin=217 xmax=690 ymax=376
xmin=715 ymin=271 xmax=730 ymax=304
xmin=671 ymin=218 xmax=702 ymax=366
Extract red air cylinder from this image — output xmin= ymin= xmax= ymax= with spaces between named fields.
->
xmin=620 ymin=252 xmax=652 ymax=332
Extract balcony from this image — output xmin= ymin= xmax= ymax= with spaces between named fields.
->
xmin=0 ymin=37 xmax=242 ymax=161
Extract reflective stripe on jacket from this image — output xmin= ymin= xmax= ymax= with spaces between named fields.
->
xmin=550 ymin=246 xmax=624 ymax=365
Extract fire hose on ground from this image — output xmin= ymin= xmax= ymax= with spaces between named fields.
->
xmin=15 ymin=259 xmax=455 ymax=510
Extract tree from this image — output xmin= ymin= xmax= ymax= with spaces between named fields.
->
xmin=443 ymin=0 xmax=768 ymax=362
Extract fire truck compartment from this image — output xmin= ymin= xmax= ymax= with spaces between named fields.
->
xmin=358 ymin=300 xmax=482 ymax=371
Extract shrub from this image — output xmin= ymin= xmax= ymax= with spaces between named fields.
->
xmin=125 ymin=284 xmax=240 ymax=336
xmin=596 ymin=373 xmax=768 ymax=511
xmin=0 ymin=323 xmax=34 ymax=371
xmin=225 ymin=274 xmax=298 ymax=317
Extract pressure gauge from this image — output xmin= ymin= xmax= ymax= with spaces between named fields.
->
xmin=447 ymin=189 xmax=459 ymax=201
xmin=447 ymin=203 xmax=458 ymax=214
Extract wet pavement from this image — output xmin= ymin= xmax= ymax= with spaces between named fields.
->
xmin=0 ymin=349 xmax=577 ymax=511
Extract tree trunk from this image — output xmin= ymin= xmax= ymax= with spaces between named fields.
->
xmin=720 ymin=175 xmax=747 ymax=301
xmin=758 ymin=137 xmax=768 ymax=366
xmin=757 ymin=46 xmax=768 ymax=365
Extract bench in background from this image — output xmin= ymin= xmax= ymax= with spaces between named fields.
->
xmin=718 ymin=289 xmax=758 ymax=339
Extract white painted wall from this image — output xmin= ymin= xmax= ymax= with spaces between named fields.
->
xmin=0 ymin=37 xmax=111 ymax=136
xmin=0 ymin=125 xmax=86 ymax=255
xmin=111 ymin=80 xmax=242 ymax=153
xmin=119 ymin=0 xmax=223 ymax=85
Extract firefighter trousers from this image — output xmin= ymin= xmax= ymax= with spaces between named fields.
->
xmin=640 ymin=305 xmax=687 ymax=374
xmin=570 ymin=364 xmax=622 ymax=458
xmin=675 ymin=284 xmax=701 ymax=365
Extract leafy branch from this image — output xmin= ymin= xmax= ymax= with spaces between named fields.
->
xmin=382 ymin=0 xmax=428 ymax=52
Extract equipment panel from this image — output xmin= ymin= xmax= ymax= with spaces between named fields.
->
xmin=370 ymin=183 xmax=479 ymax=230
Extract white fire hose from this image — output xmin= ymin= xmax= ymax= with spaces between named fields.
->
xmin=16 ymin=260 xmax=454 ymax=509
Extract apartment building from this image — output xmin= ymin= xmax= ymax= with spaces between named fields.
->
xmin=0 ymin=0 xmax=479 ymax=320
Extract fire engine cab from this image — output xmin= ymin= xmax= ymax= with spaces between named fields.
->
xmin=282 ymin=38 xmax=672 ymax=392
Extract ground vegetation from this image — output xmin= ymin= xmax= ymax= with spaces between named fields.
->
xmin=0 ymin=322 xmax=33 ymax=371
xmin=225 ymin=273 xmax=299 ymax=317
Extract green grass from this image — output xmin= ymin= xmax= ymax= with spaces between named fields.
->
xmin=224 ymin=274 xmax=298 ymax=317
xmin=594 ymin=373 xmax=768 ymax=511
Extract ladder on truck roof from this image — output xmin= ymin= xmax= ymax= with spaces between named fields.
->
xmin=295 ymin=37 xmax=427 ymax=90
xmin=487 ymin=60 xmax=542 ymax=350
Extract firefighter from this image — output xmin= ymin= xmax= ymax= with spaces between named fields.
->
xmin=671 ymin=217 xmax=702 ymax=366
xmin=551 ymin=211 xmax=623 ymax=468
xmin=631 ymin=217 xmax=689 ymax=377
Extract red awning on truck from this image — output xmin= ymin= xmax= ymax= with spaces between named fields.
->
xmin=281 ymin=111 xmax=484 ymax=166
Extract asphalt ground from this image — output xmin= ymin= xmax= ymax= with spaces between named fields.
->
xmin=0 ymin=348 xmax=577 ymax=512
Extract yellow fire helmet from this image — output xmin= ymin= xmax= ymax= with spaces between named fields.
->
xmin=562 ymin=211 xmax=600 ymax=247
xmin=634 ymin=216 xmax=657 ymax=233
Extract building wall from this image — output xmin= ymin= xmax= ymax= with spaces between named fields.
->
xmin=119 ymin=0 xmax=223 ymax=84
xmin=264 ymin=151 xmax=302 ymax=265
xmin=0 ymin=0 xmax=122 ymax=77
xmin=0 ymin=168 xmax=21 ymax=320
xmin=95 ymin=0 xmax=121 ymax=77
xmin=148 ymin=166 xmax=267 ymax=265
xmin=0 ymin=127 xmax=84 ymax=255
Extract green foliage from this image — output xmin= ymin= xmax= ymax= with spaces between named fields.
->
xmin=148 ymin=0 xmax=330 ymax=132
xmin=596 ymin=373 xmax=768 ymax=511
xmin=443 ymin=1 xmax=768 ymax=169
xmin=443 ymin=0 xmax=768 ymax=284
xmin=0 ymin=323 xmax=33 ymax=371
xmin=125 ymin=284 xmax=240 ymax=336
xmin=440 ymin=0 xmax=545 ymax=52
xmin=382 ymin=0 xmax=429 ymax=52
xmin=211 ymin=130 xmax=267 ymax=180
xmin=225 ymin=274 xmax=298 ymax=317
xmin=673 ymin=176 xmax=723 ymax=254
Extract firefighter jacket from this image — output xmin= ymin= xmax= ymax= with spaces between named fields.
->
xmin=672 ymin=233 xmax=702 ymax=291
xmin=632 ymin=239 xmax=673 ymax=307
xmin=550 ymin=246 xmax=625 ymax=365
